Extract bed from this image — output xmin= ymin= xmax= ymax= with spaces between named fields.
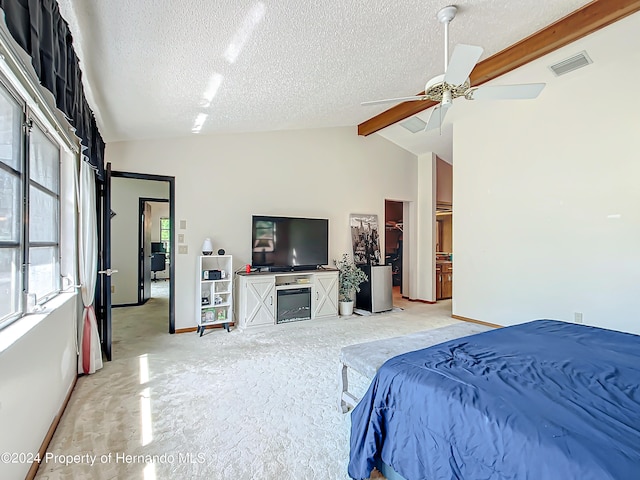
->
xmin=339 ymin=322 xmax=492 ymax=413
xmin=348 ymin=319 xmax=640 ymax=480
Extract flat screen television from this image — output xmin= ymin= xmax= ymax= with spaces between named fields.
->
xmin=251 ymin=215 xmax=328 ymax=270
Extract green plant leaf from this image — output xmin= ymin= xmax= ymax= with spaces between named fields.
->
xmin=333 ymin=253 xmax=368 ymax=301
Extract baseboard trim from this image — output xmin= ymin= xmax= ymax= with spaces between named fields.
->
xmin=452 ymin=314 xmax=502 ymax=329
xmin=175 ymin=323 xmax=235 ymax=334
xmin=26 ymin=375 xmax=78 ymax=480
xmin=112 ymin=302 xmax=139 ymax=308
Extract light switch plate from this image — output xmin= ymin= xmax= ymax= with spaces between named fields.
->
xmin=178 ymin=233 xmax=185 ymax=243
xmin=179 ymin=220 xmax=187 ymax=230
xmin=178 ymin=245 xmax=188 ymax=254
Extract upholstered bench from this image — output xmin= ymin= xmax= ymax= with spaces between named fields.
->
xmin=339 ymin=322 xmax=492 ymax=412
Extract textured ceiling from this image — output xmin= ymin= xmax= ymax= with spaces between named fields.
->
xmin=56 ymin=0 xmax=592 ymax=145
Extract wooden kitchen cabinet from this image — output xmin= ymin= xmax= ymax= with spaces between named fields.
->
xmin=436 ymin=262 xmax=452 ymax=300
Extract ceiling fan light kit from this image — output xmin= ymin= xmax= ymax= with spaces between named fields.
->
xmin=362 ymin=4 xmax=546 ymax=131
xmin=423 ymin=74 xmax=469 ymax=103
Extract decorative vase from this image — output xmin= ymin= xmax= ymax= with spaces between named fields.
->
xmin=339 ymin=300 xmax=354 ymax=316
xmin=202 ymin=238 xmax=213 ymax=255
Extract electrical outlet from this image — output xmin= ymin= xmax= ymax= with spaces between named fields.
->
xmin=178 ymin=233 xmax=185 ymax=243
xmin=178 ymin=245 xmax=188 ymax=254
xmin=111 ymin=285 xmax=115 ymax=293
xmin=574 ymin=312 xmax=583 ymax=324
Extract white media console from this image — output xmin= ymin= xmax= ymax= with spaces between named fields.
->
xmin=235 ymin=269 xmax=339 ymax=329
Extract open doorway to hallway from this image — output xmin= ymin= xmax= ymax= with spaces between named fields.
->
xmin=140 ymin=198 xmax=170 ymax=303
xmin=110 ymin=172 xmax=175 ymax=337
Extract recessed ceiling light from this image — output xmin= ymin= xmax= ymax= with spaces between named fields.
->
xmin=400 ymin=116 xmax=426 ymax=133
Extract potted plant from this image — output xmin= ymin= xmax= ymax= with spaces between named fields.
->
xmin=334 ymin=253 xmax=368 ymax=316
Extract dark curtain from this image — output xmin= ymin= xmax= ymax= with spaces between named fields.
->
xmin=0 ymin=0 xmax=105 ymax=179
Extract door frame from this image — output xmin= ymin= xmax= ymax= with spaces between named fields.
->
xmin=111 ymin=171 xmax=176 ymax=334
xmin=138 ymin=197 xmax=169 ymax=304
xmin=384 ymin=198 xmax=413 ymax=298
xmin=96 ymin=162 xmax=113 ymax=360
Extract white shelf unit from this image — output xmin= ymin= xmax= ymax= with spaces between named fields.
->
xmin=197 ymin=255 xmax=233 ymax=336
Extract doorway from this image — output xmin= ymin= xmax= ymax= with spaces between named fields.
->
xmin=110 ymin=172 xmax=176 ymax=334
xmin=385 ymin=200 xmax=404 ymax=298
xmin=435 ymin=155 xmax=453 ymax=302
xmin=138 ymin=198 xmax=170 ymax=304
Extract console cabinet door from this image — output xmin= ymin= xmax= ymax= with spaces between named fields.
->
xmin=313 ymin=272 xmax=338 ymax=318
xmin=243 ymin=277 xmax=276 ymax=327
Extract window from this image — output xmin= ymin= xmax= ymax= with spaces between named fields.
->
xmin=160 ymin=217 xmax=170 ymax=253
xmin=0 ymin=78 xmax=61 ymax=327
xmin=28 ymin=122 xmax=60 ymax=303
xmin=0 ymin=82 xmax=24 ymax=321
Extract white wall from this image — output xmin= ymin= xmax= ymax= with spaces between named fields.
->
xmin=0 ymin=293 xmax=77 ymax=480
xmin=453 ymin=13 xmax=640 ymax=334
xmin=0 ymin=138 xmax=79 ymax=480
xmin=412 ymin=153 xmax=436 ymax=302
xmin=111 ymin=177 xmax=169 ymax=304
xmin=106 ymin=126 xmax=418 ymax=329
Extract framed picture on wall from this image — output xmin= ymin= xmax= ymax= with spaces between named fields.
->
xmin=349 ymin=214 xmax=381 ymax=265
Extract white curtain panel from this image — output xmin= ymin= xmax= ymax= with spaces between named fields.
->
xmin=77 ymin=160 xmax=103 ymax=374
xmin=60 ymin=148 xmax=80 ymax=356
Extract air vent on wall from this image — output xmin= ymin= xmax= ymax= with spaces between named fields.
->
xmin=548 ymin=51 xmax=592 ymax=76
xmin=400 ymin=116 xmax=427 ymax=133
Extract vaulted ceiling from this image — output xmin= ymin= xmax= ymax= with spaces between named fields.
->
xmin=56 ymin=0 xmax=636 ymax=159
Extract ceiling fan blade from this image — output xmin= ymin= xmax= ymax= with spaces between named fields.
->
xmin=424 ymin=103 xmax=451 ymax=131
xmin=467 ymin=83 xmax=546 ymax=100
xmin=361 ymin=95 xmax=428 ymax=106
xmin=444 ymin=44 xmax=483 ymax=86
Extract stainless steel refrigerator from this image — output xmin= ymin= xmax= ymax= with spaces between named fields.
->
xmin=355 ymin=264 xmax=393 ymax=313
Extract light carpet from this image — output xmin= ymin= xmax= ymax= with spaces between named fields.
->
xmin=36 ymin=293 xmax=468 ymax=480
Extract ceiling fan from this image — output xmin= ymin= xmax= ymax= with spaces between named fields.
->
xmin=362 ymin=5 xmax=545 ymax=131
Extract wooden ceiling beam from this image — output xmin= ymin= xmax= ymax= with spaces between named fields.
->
xmin=358 ymin=0 xmax=640 ymax=136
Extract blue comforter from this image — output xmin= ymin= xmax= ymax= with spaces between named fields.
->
xmin=349 ymin=320 xmax=640 ymax=480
